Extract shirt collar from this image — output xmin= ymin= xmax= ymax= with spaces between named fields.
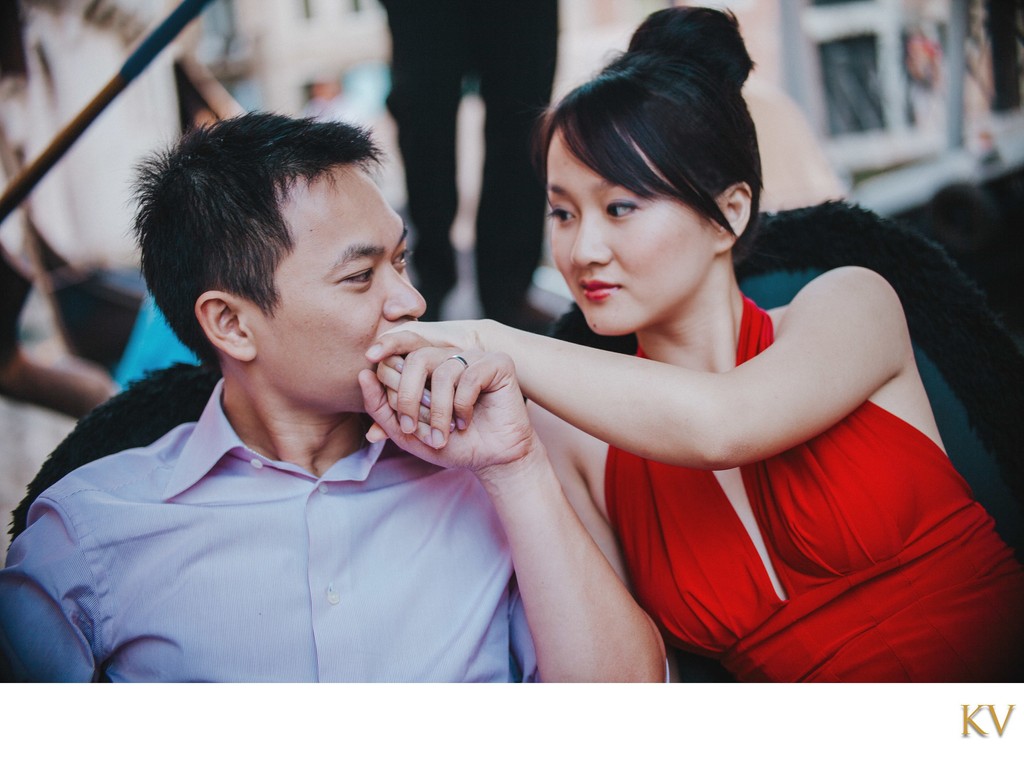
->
xmin=162 ymin=380 xmax=386 ymax=499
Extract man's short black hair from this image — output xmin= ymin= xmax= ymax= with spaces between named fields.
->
xmin=132 ymin=112 xmax=382 ymax=366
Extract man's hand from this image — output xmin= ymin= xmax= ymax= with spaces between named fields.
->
xmin=361 ymin=344 xmax=668 ymax=683
xmin=358 ymin=348 xmax=537 ymax=474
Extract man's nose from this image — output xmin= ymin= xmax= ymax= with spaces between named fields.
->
xmin=383 ymin=270 xmax=427 ymax=321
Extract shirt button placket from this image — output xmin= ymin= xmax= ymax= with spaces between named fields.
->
xmin=316 ymin=483 xmax=340 ymax=606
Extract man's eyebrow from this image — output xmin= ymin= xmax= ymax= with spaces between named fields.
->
xmin=330 ymin=226 xmax=408 ymax=271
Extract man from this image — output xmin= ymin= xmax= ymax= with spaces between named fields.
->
xmin=0 ymin=113 xmax=662 ymax=682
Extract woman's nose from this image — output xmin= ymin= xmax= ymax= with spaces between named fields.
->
xmin=570 ymin=220 xmax=613 ymax=267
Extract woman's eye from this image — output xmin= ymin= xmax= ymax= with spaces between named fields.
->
xmin=607 ymin=202 xmax=636 ymax=218
xmin=547 ymin=207 xmax=572 ymax=222
xmin=395 ymin=249 xmax=411 ymax=269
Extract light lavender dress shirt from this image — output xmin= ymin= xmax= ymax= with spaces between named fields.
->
xmin=0 ymin=381 xmax=537 ymax=682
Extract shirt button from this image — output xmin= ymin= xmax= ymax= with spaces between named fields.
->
xmin=327 ymin=585 xmax=340 ymax=605
xmin=250 ymin=458 xmax=263 ymax=469
xmin=318 ymin=484 xmax=328 ymax=494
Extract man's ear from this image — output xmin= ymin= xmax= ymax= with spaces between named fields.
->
xmin=195 ymin=291 xmax=258 ymax=362
xmin=713 ymin=182 xmax=753 ymax=253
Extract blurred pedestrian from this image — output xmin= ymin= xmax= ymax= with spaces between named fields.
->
xmin=380 ymin=0 xmax=558 ymax=328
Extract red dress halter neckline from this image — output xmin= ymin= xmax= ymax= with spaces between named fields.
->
xmin=605 ymin=295 xmax=1024 ymax=681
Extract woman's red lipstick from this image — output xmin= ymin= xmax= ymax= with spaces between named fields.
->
xmin=580 ymin=279 xmax=619 ymax=302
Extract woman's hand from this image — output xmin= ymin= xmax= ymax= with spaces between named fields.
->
xmin=365 ymin=320 xmax=488 ymax=366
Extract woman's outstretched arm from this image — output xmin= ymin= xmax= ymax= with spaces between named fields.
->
xmin=368 ymin=267 xmax=925 ymax=470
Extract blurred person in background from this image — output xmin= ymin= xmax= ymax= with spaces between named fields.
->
xmin=380 ymin=0 xmax=558 ymax=329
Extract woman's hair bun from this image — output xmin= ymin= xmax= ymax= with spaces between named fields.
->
xmin=627 ymin=6 xmax=753 ymax=90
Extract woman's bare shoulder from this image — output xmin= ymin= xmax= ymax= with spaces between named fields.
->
xmin=773 ymin=266 xmax=908 ymax=341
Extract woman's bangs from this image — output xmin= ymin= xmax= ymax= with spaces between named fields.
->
xmin=555 ymin=85 xmax=665 ymax=199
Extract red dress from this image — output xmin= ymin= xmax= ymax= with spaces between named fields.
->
xmin=606 ymin=296 xmax=1024 ymax=681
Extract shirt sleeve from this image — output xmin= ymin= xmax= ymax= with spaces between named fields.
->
xmin=0 ymin=500 xmax=102 ymax=682
xmin=507 ymin=575 xmax=539 ymax=682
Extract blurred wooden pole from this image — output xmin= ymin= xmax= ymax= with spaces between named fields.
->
xmin=0 ymin=0 xmax=215 ymax=225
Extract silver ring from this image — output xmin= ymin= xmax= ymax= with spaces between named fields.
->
xmin=446 ymin=354 xmax=469 ymax=368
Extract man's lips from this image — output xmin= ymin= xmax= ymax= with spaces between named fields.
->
xmin=580 ymin=280 xmax=620 ymax=301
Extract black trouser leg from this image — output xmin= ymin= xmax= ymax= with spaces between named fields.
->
xmin=473 ymin=1 xmax=558 ymax=326
xmin=381 ymin=0 xmax=466 ymax=319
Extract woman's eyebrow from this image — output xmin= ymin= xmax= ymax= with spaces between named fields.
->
xmin=547 ymin=179 xmax=614 ymax=196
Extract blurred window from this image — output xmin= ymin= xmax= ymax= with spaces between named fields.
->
xmin=819 ymin=34 xmax=885 ymax=136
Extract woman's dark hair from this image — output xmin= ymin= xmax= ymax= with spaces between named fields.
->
xmin=535 ymin=6 xmax=763 ymax=261
xmin=132 ymin=112 xmax=381 ymax=366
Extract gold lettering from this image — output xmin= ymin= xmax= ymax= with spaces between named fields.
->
xmin=988 ymin=704 xmax=1014 ymax=737
xmin=963 ymin=705 xmax=987 ymax=736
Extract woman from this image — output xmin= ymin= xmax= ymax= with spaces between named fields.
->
xmin=366 ymin=7 xmax=1024 ymax=681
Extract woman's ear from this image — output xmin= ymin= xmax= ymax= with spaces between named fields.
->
xmin=195 ymin=291 xmax=257 ymax=363
xmin=714 ymin=182 xmax=753 ymax=251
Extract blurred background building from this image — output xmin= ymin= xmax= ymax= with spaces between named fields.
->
xmin=0 ymin=0 xmax=1022 ymax=561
